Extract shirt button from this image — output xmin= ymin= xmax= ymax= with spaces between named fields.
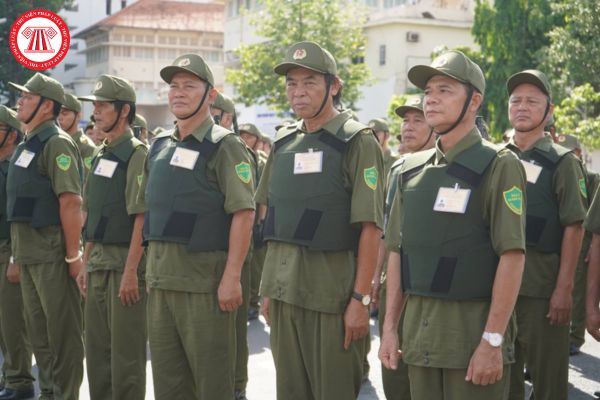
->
xmin=422 ymin=319 xmax=428 ymax=327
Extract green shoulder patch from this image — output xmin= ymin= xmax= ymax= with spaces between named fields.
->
xmin=235 ymin=162 xmax=251 ymax=184
xmin=56 ymin=153 xmax=72 ymax=171
xmin=579 ymin=177 xmax=588 ymax=198
xmin=364 ymin=166 xmax=378 ymax=190
xmin=503 ymin=186 xmax=523 ymax=215
xmin=137 ymin=174 xmax=143 ymax=186
xmin=84 ymin=156 xmax=93 ymax=170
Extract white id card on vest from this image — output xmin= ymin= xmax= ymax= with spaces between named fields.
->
xmin=520 ymin=160 xmax=542 ymax=184
xmin=170 ymin=147 xmax=199 ymax=170
xmin=14 ymin=150 xmax=35 ymax=168
xmin=94 ymin=159 xmax=118 ymax=178
xmin=433 ymin=186 xmax=471 ymax=214
xmin=293 ymin=150 xmax=323 ymax=174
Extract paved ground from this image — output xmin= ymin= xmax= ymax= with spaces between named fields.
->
xmin=11 ymin=315 xmax=600 ymax=399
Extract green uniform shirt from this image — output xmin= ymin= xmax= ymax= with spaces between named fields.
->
xmin=83 ymin=129 xmax=147 ymax=272
xmin=584 ymin=179 xmax=600 ymax=234
xmin=256 ymin=112 xmax=384 ymax=314
xmin=382 ymin=147 xmax=398 ymax=181
xmin=385 ymin=128 xmax=526 ymax=369
xmin=506 ymin=135 xmax=587 ymax=298
xmin=11 ymin=120 xmax=82 ymax=264
xmin=139 ymin=118 xmax=255 ymax=293
xmin=73 ymin=129 xmax=97 ymax=174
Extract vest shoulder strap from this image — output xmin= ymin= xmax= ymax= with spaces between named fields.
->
xmin=205 ymin=124 xmax=232 ymax=144
xmin=275 ymin=124 xmax=299 ymax=142
xmin=529 ymin=143 xmax=572 ymax=170
xmin=448 ymin=140 xmax=499 ymax=187
xmin=400 ymin=149 xmax=436 ymax=181
xmin=148 ymin=132 xmax=172 ymax=160
xmin=336 ymin=118 xmax=369 ymax=143
xmin=107 ymin=136 xmax=145 ymax=163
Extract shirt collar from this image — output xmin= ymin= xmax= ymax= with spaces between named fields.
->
xmin=298 ymin=110 xmax=353 ymax=135
xmin=434 ymin=127 xmax=482 ymax=164
xmin=26 ymin=120 xmax=56 ymax=140
xmin=506 ymin=133 xmax=552 ymax=153
xmin=104 ymin=128 xmax=133 ymax=149
xmin=172 ymin=117 xmax=214 ymax=142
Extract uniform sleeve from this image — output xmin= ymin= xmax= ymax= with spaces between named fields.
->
xmin=483 ymin=150 xmax=527 ymax=255
xmin=125 ymin=145 xmax=148 ymax=215
xmin=211 ymin=135 xmax=256 ymax=214
xmin=255 ymin=152 xmax=273 ymax=206
xmin=41 ymin=134 xmax=82 ymax=196
xmin=136 ymin=153 xmax=149 ymax=207
xmin=584 ymin=186 xmax=600 ymax=234
xmin=384 ymin=184 xmax=402 ymax=253
xmin=344 ymin=131 xmax=384 ymax=229
xmin=554 ymin=154 xmax=587 ymax=226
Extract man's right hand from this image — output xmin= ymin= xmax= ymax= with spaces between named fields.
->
xmin=77 ymin=268 xmax=88 ymax=297
xmin=261 ymin=297 xmax=271 ymax=325
xmin=379 ymin=329 xmax=401 ymax=370
xmin=6 ymin=262 xmax=20 ymax=283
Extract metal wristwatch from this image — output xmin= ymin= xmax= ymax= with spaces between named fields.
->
xmin=482 ymin=332 xmax=503 ymax=347
xmin=351 ymin=291 xmax=371 ymax=306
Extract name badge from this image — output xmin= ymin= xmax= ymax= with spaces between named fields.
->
xmin=14 ymin=150 xmax=35 ymax=168
xmin=433 ymin=185 xmax=471 ymax=214
xmin=293 ymin=150 xmax=323 ymax=174
xmin=520 ymin=160 xmax=542 ymax=184
xmin=94 ymin=159 xmax=118 ymax=178
xmin=170 ymin=147 xmax=199 ymax=170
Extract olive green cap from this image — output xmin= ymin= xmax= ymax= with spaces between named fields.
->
xmin=557 ymin=134 xmax=581 ymax=150
xmin=395 ymin=94 xmax=425 ymax=118
xmin=61 ymin=92 xmax=82 ymax=113
xmin=79 ymin=75 xmax=136 ymax=103
xmin=368 ymin=118 xmax=389 ymax=133
xmin=507 ymin=69 xmax=551 ymax=97
xmin=263 ymin=136 xmax=272 ymax=145
xmin=274 ymin=41 xmax=337 ymax=76
xmin=8 ymin=72 xmax=65 ymax=104
xmin=238 ymin=122 xmax=264 ymax=139
xmin=160 ymin=54 xmax=215 ymax=87
xmin=133 ymin=114 xmax=147 ymax=129
xmin=408 ymin=50 xmax=485 ymax=95
xmin=212 ymin=92 xmax=235 ymax=114
xmin=0 ymin=105 xmax=21 ymax=131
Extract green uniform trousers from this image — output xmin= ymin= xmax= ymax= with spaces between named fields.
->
xmin=269 ymin=299 xmax=367 ymax=400
xmin=249 ymin=245 xmax=266 ymax=309
xmin=148 ymin=288 xmax=236 ymax=400
xmin=509 ymin=296 xmax=569 ymax=400
xmin=408 ymin=364 xmax=510 ymax=400
xmin=20 ymin=261 xmax=83 ymax=400
xmin=84 ymin=270 xmax=147 ymax=400
xmin=235 ymin=255 xmax=251 ymax=392
xmin=0 ymin=262 xmax=34 ymax=391
xmin=570 ymin=232 xmax=591 ymax=348
xmin=378 ymin=281 xmax=411 ymax=400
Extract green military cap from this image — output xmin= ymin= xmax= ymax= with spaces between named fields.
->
xmin=507 ymin=69 xmax=552 ymax=97
xmin=368 ymin=118 xmax=389 ymax=132
xmin=262 ymin=135 xmax=272 ymax=145
xmin=0 ymin=105 xmax=21 ymax=131
xmin=408 ymin=50 xmax=486 ymax=95
xmin=8 ymin=72 xmax=65 ymax=104
xmin=238 ymin=122 xmax=264 ymax=139
xmin=160 ymin=53 xmax=215 ymax=87
xmin=79 ymin=75 xmax=136 ymax=103
xmin=61 ymin=92 xmax=82 ymax=113
xmin=133 ymin=114 xmax=147 ymax=129
xmin=212 ymin=92 xmax=235 ymax=114
xmin=395 ymin=94 xmax=425 ymax=118
xmin=274 ymin=41 xmax=337 ymax=76
xmin=557 ymin=134 xmax=581 ymax=150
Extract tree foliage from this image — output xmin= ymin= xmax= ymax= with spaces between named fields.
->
xmin=471 ymin=0 xmax=559 ymax=137
xmin=554 ymin=84 xmax=600 ymax=150
xmin=0 ymin=0 xmax=72 ymax=105
xmin=226 ymin=0 xmax=370 ymax=115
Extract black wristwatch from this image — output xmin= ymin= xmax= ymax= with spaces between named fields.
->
xmin=351 ymin=291 xmax=371 ymax=306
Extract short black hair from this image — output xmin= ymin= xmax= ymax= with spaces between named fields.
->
xmin=113 ymin=101 xmax=136 ymax=125
xmin=51 ymin=99 xmax=62 ymax=118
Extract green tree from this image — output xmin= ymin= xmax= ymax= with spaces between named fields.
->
xmin=0 ymin=0 xmax=72 ymax=105
xmin=553 ymin=84 xmax=600 ymax=150
xmin=226 ymin=0 xmax=370 ymax=115
xmin=472 ymin=0 xmax=559 ymax=137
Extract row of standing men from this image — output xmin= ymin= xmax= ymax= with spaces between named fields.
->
xmin=0 ymin=40 xmax=599 ymax=400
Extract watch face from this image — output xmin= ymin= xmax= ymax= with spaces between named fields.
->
xmin=362 ymin=294 xmax=371 ymax=306
xmin=489 ymin=334 xmax=502 ymax=347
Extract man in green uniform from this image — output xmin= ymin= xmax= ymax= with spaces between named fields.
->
xmin=504 ymin=70 xmax=587 ymax=400
xmin=373 ymin=94 xmax=432 ymax=400
xmin=76 ymin=75 xmax=148 ymax=400
xmin=556 ymin=133 xmax=599 ymax=355
xmin=57 ymin=93 xmax=97 ymax=179
xmin=369 ymin=118 xmax=397 ymax=176
xmin=257 ymin=41 xmax=384 ymax=400
xmin=132 ymin=114 xmax=149 ymax=144
xmin=7 ymin=73 xmax=84 ymax=400
xmin=584 ymin=183 xmax=600 ymax=399
xmin=140 ymin=54 xmax=255 ymax=400
xmin=379 ymin=51 xmax=527 ymax=400
xmin=211 ymin=92 xmax=237 ymax=133
xmin=0 ymin=106 xmax=34 ymax=400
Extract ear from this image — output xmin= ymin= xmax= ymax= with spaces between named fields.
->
xmin=330 ymin=76 xmax=342 ymax=97
xmin=470 ymin=91 xmax=483 ymax=112
xmin=207 ymin=87 xmax=218 ymax=103
xmin=120 ymin=104 xmax=131 ymax=120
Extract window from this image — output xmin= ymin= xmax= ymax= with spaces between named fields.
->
xmin=135 ymin=34 xmax=144 ymax=43
xmin=113 ymin=33 xmax=122 ymax=42
xmin=379 ymin=45 xmax=386 ymax=66
xmin=168 ymin=37 xmax=177 ymax=45
xmin=146 ymin=35 xmax=154 ymax=43
xmin=158 ymin=36 xmax=167 ymax=44
xmin=64 ymin=63 xmax=77 ymax=72
xmin=384 ymin=0 xmax=406 ymax=7
xmin=87 ymin=47 xmax=108 ymax=65
xmin=70 ymin=42 xmax=79 ymax=51
xmin=158 ymin=48 xmax=177 ymax=59
xmin=113 ymin=46 xmax=131 ymax=58
xmin=134 ymin=47 xmax=154 ymax=59
xmin=123 ymin=34 xmax=132 ymax=42
xmin=180 ymin=37 xmax=189 ymax=45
